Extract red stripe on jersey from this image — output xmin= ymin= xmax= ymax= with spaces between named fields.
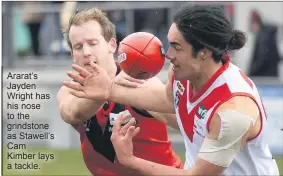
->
xmin=239 ymin=70 xmax=253 ymax=89
xmin=259 ymin=96 xmax=267 ymax=120
xmin=205 ymin=92 xmax=264 ymax=141
xmin=177 ymin=80 xmax=194 ymax=141
xmin=248 ymin=111 xmax=263 ymax=141
xmin=189 ymin=59 xmax=230 ymax=103
xmin=178 ymin=82 xmax=230 ymax=142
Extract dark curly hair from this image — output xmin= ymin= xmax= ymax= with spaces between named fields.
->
xmin=174 ymin=5 xmax=247 ymax=62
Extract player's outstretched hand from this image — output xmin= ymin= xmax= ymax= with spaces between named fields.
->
xmin=63 ymin=61 xmax=112 ymax=101
xmin=114 ymin=71 xmax=145 ymax=88
xmin=111 ymin=113 xmax=140 ymax=165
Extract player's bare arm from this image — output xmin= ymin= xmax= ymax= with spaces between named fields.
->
xmin=145 ymin=65 xmax=178 ymax=129
xmin=110 ymin=66 xmax=175 ymax=113
xmin=63 ymin=62 xmax=175 ymax=113
xmin=110 ymin=96 xmax=261 ymax=175
xmin=113 ymin=69 xmax=179 ymax=130
xmin=192 ymin=96 xmax=260 ymax=175
xmin=147 ymin=111 xmax=179 ymax=130
xmin=57 ymin=85 xmax=105 ymax=124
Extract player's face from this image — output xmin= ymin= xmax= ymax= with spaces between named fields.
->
xmin=251 ymin=21 xmax=260 ymax=33
xmin=166 ymin=23 xmax=203 ymax=80
xmin=69 ymin=20 xmax=116 ymax=72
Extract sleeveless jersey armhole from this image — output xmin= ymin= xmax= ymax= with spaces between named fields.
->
xmin=206 ymin=93 xmax=263 ymax=142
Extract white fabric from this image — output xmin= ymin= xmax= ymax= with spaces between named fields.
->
xmin=198 ymin=110 xmax=255 ymax=167
xmin=172 ymin=63 xmax=279 ymax=175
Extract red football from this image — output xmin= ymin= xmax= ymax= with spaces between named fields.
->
xmin=117 ymin=32 xmax=166 ymax=79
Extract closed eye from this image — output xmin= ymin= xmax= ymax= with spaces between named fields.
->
xmin=88 ymin=39 xmax=98 ymax=46
xmin=74 ymin=44 xmax=82 ymax=50
xmin=169 ymin=42 xmax=182 ymax=51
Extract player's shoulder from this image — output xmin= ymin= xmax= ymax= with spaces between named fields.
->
xmin=221 ymin=96 xmax=256 ymax=106
xmin=209 ymin=96 xmax=259 ymax=136
xmin=216 ymin=96 xmax=259 ymax=118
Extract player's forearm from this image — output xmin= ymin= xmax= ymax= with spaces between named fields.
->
xmin=109 ymin=83 xmax=174 ymax=113
xmin=60 ymin=96 xmax=104 ymax=124
xmin=124 ymin=156 xmax=191 ymax=176
xmin=147 ymin=111 xmax=179 ymax=130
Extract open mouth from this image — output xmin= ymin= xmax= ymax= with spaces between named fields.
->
xmin=84 ymin=62 xmax=97 ymax=66
xmin=173 ymin=65 xmax=179 ymax=71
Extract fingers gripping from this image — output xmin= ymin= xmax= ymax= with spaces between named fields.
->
xmin=66 ymin=72 xmax=84 ymax=84
xmin=112 ymin=114 xmax=124 ymax=135
xmin=90 ymin=61 xmax=104 ymax=76
xmin=63 ymin=80 xmax=86 ymax=98
xmin=126 ymin=76 xmax=145 ymax=84
xmin=125 ymin=126 xmax=140 ymax=140
xmin=63 ymin=81 xmax=83 ymax=91
xmin=69 ymin=89 xmax=86 ymax=98
xmin=112 ymin=113 xmax=138 ymax=138
xmin=121 ymin=79 xmax=139 ymax=88
xmin=72 ymin=64 xmax=90 ymax=78
xmin=120 ymin=117 xmax=137 ymax=135
xmin=114 ymin=71 xmax=145 ymax=88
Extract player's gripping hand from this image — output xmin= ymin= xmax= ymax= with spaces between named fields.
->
xmin=63 ymin=61 xmax=112 ymax=101
xmin=114 ymin=71 xmax=145 ymax=88
xmin=111 ymin=113 xmax=140 ymax=165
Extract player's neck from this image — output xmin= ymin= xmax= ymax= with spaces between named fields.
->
xmin=191 ymin=60 xmax=223 ymax=94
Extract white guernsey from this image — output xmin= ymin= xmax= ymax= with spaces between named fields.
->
xmin=198 ymin=110 xmax=256 ymax=167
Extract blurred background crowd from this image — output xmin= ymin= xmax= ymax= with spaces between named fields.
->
xmin=3 ymin=1 xmax=283 ymax=76
xmin=2 ymin=1 xmax=283 ymax=175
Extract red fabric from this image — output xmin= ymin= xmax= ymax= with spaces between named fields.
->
xmin=189 ymin=57 xmax=230 ymax=103
xmin=177 ymin=59 xmax=231 ymax=141
xmin=178 ymin=81 xmax=231 ymax=141
xmin=73 ymin=103 xmax=183 ymax=176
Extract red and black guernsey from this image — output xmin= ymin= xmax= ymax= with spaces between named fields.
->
xmin=72 ymin=64 xmax=183 ymax=176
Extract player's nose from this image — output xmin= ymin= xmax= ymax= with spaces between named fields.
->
xmin=165 ymin=51 xmax=173 ymax=61
xmin=165 ymin=54 xmax=171 ymax=60
xmin=83 ymin=46 xmax=92 ymax=58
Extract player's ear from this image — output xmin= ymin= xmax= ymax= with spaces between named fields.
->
xmin=109 ymin=38 xmax=117 ymax=54
xmin=197 ymin=48 xmax=212 ymax=60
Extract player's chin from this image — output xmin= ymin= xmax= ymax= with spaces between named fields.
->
xmin=172 ymin=71 xmax=182 ymax=80
xmin=174 ymin=77 xmax=182 ymax=81
xmin=174 ymin=72 xmax=189 ymax=81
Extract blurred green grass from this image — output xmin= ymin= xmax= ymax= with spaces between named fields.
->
xmin=3 ymin=147 xmax=91 ymax=175
xmin=3 ymin=147 xmax=283 ymax=175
